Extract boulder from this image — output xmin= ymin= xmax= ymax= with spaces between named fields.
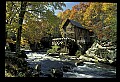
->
xmin=85 ymin=41 xmax=116 ymax=66
xmin=51 ymin=68 xmax=63 ymax=78
xmin=35 ymin=64 xmax=41 ymax=72
xmin=85 ymin=41 xmax=99 ymax=56
xmin=75 ymin=60 xmax=84 ymax=66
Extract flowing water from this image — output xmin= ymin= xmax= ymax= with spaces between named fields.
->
xmin=25 ymin=50 xmax=116 ymax=78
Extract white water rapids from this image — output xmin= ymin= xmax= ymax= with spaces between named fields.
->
xmin=25 ymin=50 xmax=116 ymax=78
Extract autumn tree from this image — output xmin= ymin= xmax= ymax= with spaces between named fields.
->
xmin=57 ymin=2 xmax=90 ymax=37
xmin=6 ymin=1 xmax=21 ymax=39
xmin=83 ymin=2 xmax=117 ymax=42
xmin=71 ymin=2 xmax=90 ymax=25
xmin=58 ymin=2 xmax=117 ymax=44
xmin=16 ymin=1 xmax=27 ymax=54
xmin=101 ymin=3 xmax=117 ymax=42
xmin=6 ymin=1 xmax=66 ymax=54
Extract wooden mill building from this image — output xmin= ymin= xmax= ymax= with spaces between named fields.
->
xmin=52 ymin=19 xmax=95 ymax=54
xmin=63 ymin=19 xmax=95 ymax=48
xmin=62 ymin=19 xmax=94 ymax=43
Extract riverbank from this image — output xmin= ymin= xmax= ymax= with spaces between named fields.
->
xmin=25 ymin=51 xmax=116 ymax=78
xmin=5 ymin=50 xmax=116 ymax=78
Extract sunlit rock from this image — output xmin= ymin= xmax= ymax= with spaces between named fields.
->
xmin=35 ymin=64 xmax=41 ymax=72
xmin=75 ymin=60 xmax=84 ymax=66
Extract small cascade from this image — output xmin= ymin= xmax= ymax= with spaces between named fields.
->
xmin=24 ymin=51 xmax=116 ymax=78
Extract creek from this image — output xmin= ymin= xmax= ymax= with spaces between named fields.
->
xmin=25 ymin=50 xmax=116 ymax=78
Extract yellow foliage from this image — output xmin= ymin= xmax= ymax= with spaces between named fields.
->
xmin=20 ymin=37 xmax=28 ymax=46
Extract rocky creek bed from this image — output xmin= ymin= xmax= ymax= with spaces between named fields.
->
xmin=5 ymin=50 xmax=116 ymax=78
xmin=25 ymin=50 xmax=116 ymax=78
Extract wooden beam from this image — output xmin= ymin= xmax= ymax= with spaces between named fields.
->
xmin=74 ymin=26 xmax=77 ymax=43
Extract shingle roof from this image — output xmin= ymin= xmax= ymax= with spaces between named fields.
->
xmin=62 ymin=19 xmax=87 ymax=30
xmin=68 ymin=19 xmax=86 ymax=29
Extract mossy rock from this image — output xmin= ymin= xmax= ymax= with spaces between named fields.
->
xmin=47 ymin=45 xmax=60 ymax=54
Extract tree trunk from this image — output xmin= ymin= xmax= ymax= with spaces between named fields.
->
xmin=5 ymin=31 xmax=7 ymax=46
xmin=16 ymin=1 xmax=27 ymax=55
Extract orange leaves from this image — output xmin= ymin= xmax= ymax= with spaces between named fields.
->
xmin=69 ymin=11 xmax=76 ymax=19
xmin=65 ymin=9 xmax=71 ymax=14
xmin=72 ymin=6 xmax=77 ymax=12
xmin=60 ymin=2 xmax=91 ymax=21
xmin=69 ymin=14 xmax=74 ymax=19
xmin=62 ymin=9 xmax=71 ymax=20
xmin=59 ymin=2 xmax=116 ymax=41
